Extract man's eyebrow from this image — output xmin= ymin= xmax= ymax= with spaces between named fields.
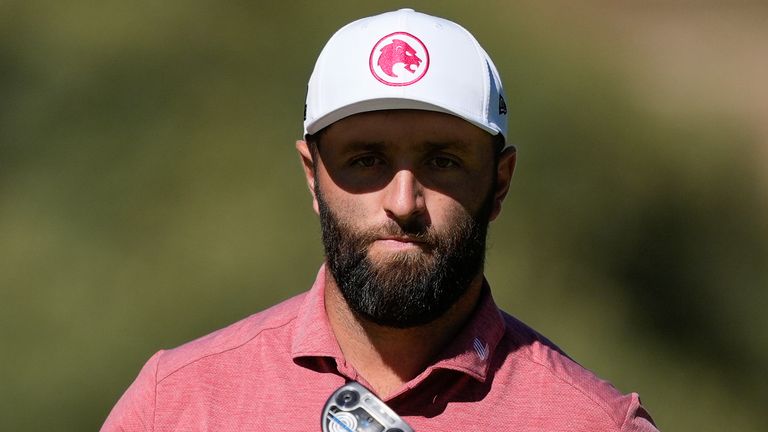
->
xmin=422 ymin=140 xmax=471 ymax=153
xmin=332 ymin=140 xmax=473 ymax=154
xmin=338 ymin=141 xmax=387 ymax=153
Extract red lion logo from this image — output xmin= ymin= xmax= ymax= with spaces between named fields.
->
xmin=376 ymin=39 xmax=422 ymax=78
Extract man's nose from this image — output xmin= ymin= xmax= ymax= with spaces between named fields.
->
xmin=382 ymin=169 xmax=426 ymax=224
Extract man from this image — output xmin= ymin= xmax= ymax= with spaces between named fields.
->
xmin=102 ymin=9 xmax=658 ymax=431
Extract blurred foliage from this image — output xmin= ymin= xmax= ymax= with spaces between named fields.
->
xmin=1 ymin=1 xmax=766 ymax=431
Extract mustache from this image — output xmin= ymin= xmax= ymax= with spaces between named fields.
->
xmin=355 ymin=220 xmax=438 ymax=247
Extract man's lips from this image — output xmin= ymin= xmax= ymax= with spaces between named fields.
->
xmin=373 ymin=236 xmax=429 ymax=251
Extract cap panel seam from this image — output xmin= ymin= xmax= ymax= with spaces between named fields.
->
xmin=454 ymin=23 xmax=492 ymax=123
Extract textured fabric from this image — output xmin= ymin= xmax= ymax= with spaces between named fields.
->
xmin=101 ymin=266 xmax=659 ymax=431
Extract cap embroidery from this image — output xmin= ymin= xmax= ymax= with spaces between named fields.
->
xmin=369 ymin=32 xmax=430 ymax=86
xmin=499 ymin=94 xmax=507 ymax=115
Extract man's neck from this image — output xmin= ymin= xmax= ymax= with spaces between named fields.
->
xmin=323 ymin=268 xmax=484 ymax=398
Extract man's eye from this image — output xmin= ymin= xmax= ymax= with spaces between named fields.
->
xmin=351 ymin=155 xmax=381 ymax=167
xmin=429 ymin=157 xmax=458 ymax=169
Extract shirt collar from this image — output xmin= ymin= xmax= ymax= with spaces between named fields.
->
xmin=421 ymin=280 xmax=505 ymax=383
xmin=291 ymin=265 xmax=506 ymax=383
xmin=291 ymin=264 xmax=345 ymax=362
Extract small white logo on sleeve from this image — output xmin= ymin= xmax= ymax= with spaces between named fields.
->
xmin=472 ymin=337 xmax=489 ymax=361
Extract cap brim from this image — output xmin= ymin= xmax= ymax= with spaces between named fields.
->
xmin=304 ymin=98 xmax=502 ymax=138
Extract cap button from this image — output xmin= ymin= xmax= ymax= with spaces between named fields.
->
xmin=398 ymin=8 xmax=415 ymax=12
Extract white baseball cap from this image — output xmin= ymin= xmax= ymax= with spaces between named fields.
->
xmin=303 ymin=8 xmax=508 ymax=141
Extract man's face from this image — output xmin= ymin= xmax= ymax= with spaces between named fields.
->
xmin=305 ymin=110 xmax=509 ymax=328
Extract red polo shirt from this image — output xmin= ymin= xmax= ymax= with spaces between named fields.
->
xmin=101 ymin=266 xmax=658 ymax=431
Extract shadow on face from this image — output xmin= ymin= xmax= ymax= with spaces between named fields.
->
xmin=311 ymin=110 xmax=500 ymax=203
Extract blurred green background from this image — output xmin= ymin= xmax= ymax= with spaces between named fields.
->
xmin=1 ymin=1 xmax=766 ymax=430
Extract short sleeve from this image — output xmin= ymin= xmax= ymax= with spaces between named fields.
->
xmin=100 ymin=351 xmax=164 ymax=432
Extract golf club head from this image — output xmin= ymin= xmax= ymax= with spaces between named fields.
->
xmin=321 ymin=381 xmax=414 ymax=432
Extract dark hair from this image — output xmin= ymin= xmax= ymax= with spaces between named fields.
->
xmin=492 ymin=134 xmax=506 ymax=158
xmin=305 ymin=130 xmax=324 ymax=164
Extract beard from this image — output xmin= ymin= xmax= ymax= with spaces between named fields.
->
xmin=317 ymin=184 xmax=493 ymax=328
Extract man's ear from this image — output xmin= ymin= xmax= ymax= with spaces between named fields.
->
xmin=489 ymin=146 xmax=517 ymax=222
xmin=296 ymin=139 xmax=320 ymax=215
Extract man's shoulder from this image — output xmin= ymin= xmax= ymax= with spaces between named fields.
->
xmin=498 ymin=311 xmax=653 ymax=429
xmin=153 ymin=291 xmax=308 ymax=381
